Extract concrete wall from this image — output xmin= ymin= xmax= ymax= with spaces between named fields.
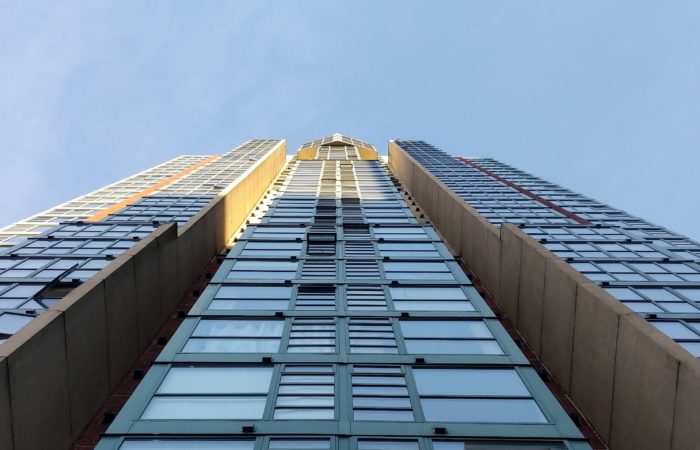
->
xmin=388 ymin=141 xmax=700 ymax=450
xmin=0 ymin=141 xmax=286 ymax=450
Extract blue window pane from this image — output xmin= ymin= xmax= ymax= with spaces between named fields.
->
xmin=268 ymin=440 xmax=330 ymax=449
xmin=420 ymin=398 xmax=546 ymax=423
xmin=157 ymin=367 xmax=273 ymax=394
xmin=354 ymin=409 xmax=414 ymax=421
xmin=216 ymin=285 xmax=292 ymax=299
xmin=142 ymin=397 xmax=267 ymax=420
xmin=358 ymin=441 xmax=418 ymax=450
xmin=393 ymin=301 xmax=475 ymax=312
xmin=624 ymin=302 xmax=663 ymax=313
xmin=413 ymin=369 xmax=530 ymax=396
xmin=390 ymin=287 xmax=467 ymax=300
xmin=432 ymin=440 xmax=564 ymax=450
xmin=680 ymin=342 xmax=700 ymax=357
xmin=387 ymin=272 xmax=454 ymax=280
xmin=676 ymin=289 xmax=700 ymax=301
xmin=120 ymin=440 xmax=255 ymax=450
xmin=0 ymin=313 xmax=33 ymax=334
xmin=652 ymin=322 xmax=697 ymax=339
xmin=192 ymin=320 xmax=284 ymax=337
xmin=400 ymin=321 xmax=492 ymax=338
xmin=661 ymin=303 xmax=699 ymax=313
xmin=182 ymin=339 xmax=280 ymax=353
xmin=232 ymin=260 xmax=298 ymax=271
xmin=208 ymin=300 xmax=289 ymax=310
xmin=405 ymin=340 xmax=503 ymax=355
xmin=275 ymin=396 xmax=334 ymax=407
xmin=273 ymin=408 xmax=334 ymax=419
xmin=637 ymin=289 xmax=680 ymax=301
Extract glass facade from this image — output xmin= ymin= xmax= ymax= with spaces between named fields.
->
xmin=0 ymin=155 xmax=209 ymax=248
xmin=395 ymin=140 xmax=700 ymax=357
xmin=0 ymin=140 xmax=282 ymax=343
xmin=95 ymin=136 xmax=590 ymax=450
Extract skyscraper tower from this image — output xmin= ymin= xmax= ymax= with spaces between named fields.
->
xmin=0 ymin=135 xmax=697 ymax=450
xmin=92 ymin=135 xmax=590 ymax=450
xmin=389 ymin=140 xmax=700 ymax=450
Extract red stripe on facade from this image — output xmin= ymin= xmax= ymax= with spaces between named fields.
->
xmin=455 ymin=157 xmax=592 ymax=225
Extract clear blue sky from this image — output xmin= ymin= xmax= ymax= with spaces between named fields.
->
xmin=1 ymin=1 xmax=698 ymax=240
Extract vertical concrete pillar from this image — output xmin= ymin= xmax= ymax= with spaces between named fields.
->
xmin=610 ymin=314 xmax=684 ymax=450
xmin=570 ymin=281 xmax=631 ymax=442
xmin=103 ymin=258 xmax=139 ymax=390
xmin=55 ymin=281 xmax=110 ymax=439
xmin=498 ymin=225 xmax=522 ymax=324
xmin=2 ymin=311 xmax=73 ymax=450
xmin=540 ymin=258 xmax=579 ymax=390
xmin=157 ymin=225 xmax=179 ymax=321
xmin=672 ymin=358 xmax=700 ymax=450
xmin=176 ymin=227 xmax=194 ymax=299
xmin=133 ymin=235 xmax=163 ymax=351
xmin=516 ymin=241 xmax=547 ymax=354
xmin=0 ymin=357 xmax=13 ymax=450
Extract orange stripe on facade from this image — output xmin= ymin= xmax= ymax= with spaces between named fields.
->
xmin=84 ymin=154 xmax=221 ymax=222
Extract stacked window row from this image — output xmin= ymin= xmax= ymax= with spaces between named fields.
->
xmin=196 ymin=283 xmax=484 ymax=313
xmin=122 ymin=363 xmax=560 ymax=424
xmin=100 ymin=435 xmax=585 ymax=450
xmin=168 ymin=316 xmax=510 ymax=356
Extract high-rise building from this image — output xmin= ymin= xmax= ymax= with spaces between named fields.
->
xmin=388 ymin=140 xmax=700 ymax=450
xmin=0 ymin=135 xmax=697 ymax=450
xmin=0 ymin=140 xmax=283 ymax=342
xmin=392 ymin=141 xmax=700 ymax=356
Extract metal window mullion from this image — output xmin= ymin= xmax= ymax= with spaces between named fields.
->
xmin=403 ymin=365 xmax=425 ymax=423
xmin=263 ymin=364 xmax=283 ymax=420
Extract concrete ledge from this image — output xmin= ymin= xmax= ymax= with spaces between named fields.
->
xmin=157 ymin=225 xmax=179 ymax=321
xmin=540 ymin=258 xmax=578 ymax=390
xmin=516 ymin=240 xmax=547 ymax=354
xmin=55 ymin=281 xmax=110 ymax=439
xmin=388 ymin=141 xmax=700 ymax=450
xmin=132 ymin=232 xmax=164 ymax=353
xmin=498 ymin=225 xmax=522 ymax=324
xmin=175 ymin=226 xmax=194 ymax=298
xmin=103 ymin=256 xmax=139 ymax=390
xmin=0 ymin=140 xmax=286 ymax=450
